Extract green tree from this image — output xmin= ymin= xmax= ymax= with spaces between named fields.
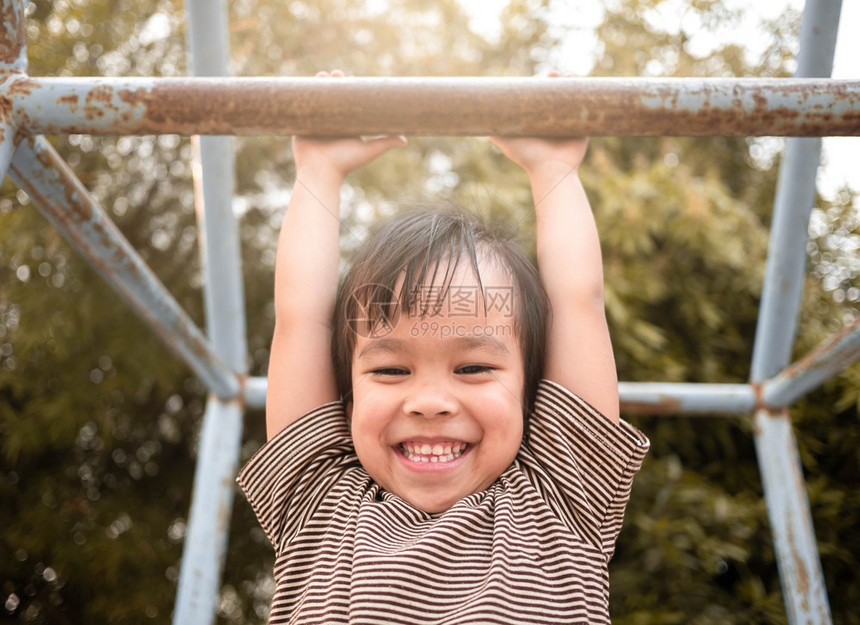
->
xmin=2 ymin=0 xmax=857 ymax=623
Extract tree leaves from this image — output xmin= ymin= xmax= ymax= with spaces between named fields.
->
xmin=2 ymin=0 xmax=858 ymax=623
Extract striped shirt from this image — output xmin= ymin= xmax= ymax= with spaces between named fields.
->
xmin=237 ymin=379 xmax=649 ymax=624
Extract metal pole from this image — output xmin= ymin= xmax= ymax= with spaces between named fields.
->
xmin=172 ymin=397 xmax=243 ymax=624
xmin=173 ymin=0 xmax=246 ymax=622
xmin=0 ymin=0 xmax=26 ymax=181
xmin=8 ymin=135 xmax=240 ymax=400
xmin=6 ymin=77 xmax=860 ymax=137
xmin=0 ymin=0 xmax=26 ymax=72
xmin=763 ymin=315 xmax=860 ymax=408
xmin=748 ymin=0 xmax=842 ymax=622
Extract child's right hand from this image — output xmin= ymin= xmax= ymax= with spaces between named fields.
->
xmin=292 ymin=71 xmax=406 ymax=181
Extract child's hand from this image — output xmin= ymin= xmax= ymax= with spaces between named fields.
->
xmin=489 ymin=71 xmax=587 ymax=178
xmin=489 ymin=135 xmax=588 ymax=177
xmin=292 ymin=71 xmax=406 ymax=181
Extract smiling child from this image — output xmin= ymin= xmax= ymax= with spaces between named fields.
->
xmin=237 ymin=71 xmax=649 ymax=624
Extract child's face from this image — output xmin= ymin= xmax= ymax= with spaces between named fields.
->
xmin=348 ymin=258 xmax=525 ymax=514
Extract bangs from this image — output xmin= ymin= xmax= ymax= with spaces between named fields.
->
xmin=345 ymin=209 xmax=488 ymax=337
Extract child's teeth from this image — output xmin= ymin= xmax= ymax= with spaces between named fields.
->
xmin=401 ymin=441 xmax=467 ymax=463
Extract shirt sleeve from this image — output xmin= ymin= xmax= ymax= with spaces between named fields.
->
xmin=519 ymin=379 xmax=649 ymax=561
xmin=236 ymin=402 xmax=357 ymax=551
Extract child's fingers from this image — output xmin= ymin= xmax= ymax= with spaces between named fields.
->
xmin=364 ymin=135 xmax=408 ymax=155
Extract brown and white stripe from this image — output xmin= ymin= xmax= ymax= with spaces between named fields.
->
xmin=238 ymin=379 xmax=649 ymax=624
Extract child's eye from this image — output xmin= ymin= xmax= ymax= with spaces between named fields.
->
xmin=457 ymin=365 xmax=494 ymax=375
xmin=371 ymin=367 xmax=409 ymax=377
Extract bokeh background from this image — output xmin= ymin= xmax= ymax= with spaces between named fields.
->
xmin=1 ymin=0 xmax=858 ymax=623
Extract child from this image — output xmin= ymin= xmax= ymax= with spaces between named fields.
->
xmin=238 ymin=71 xmax=649 ymax=624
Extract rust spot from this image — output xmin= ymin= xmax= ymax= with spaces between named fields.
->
xmin=13 ymin=125 xmax=30 ymax=146
xmin=620 ymin=396 xmax=683 ymax=414
xmin=0 ymin=95 xmax=12 ymax=120
xmin=85 ymin=85 xmax=114 ymax=104
xmin=117 ymin=87 xmax=150 ymax=106
xmin=7 ymin=78 xmax=35 ymax=96
xmin=0 ymin=6 xmax=26 ymax=67
xmin=787 ymin=521 xmax=811 ymax=611
xmin=83 ymin=85 xmax=117 ymax=123
xmin=57 ymin=94 xmax=79 ymax=113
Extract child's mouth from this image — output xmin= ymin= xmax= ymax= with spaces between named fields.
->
xmin=399 ymin=441 xmax=468 ymax=463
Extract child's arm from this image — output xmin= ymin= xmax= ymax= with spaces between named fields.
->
xmin=267 ymin=72 xmax=406 ymax=439
xmin=490 ymin=133 xmax=619 ymax=425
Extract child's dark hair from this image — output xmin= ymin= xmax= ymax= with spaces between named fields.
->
xmin=332 ymin=203 xmax=549 ymax=423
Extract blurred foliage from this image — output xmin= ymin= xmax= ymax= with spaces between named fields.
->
xmin=1 ymin=0 xmax=858 ymax=623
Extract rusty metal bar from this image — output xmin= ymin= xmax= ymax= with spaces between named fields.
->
xmin=173 ymin=0 xmax=245 ymax=623
xmin=0 ymin=0 xmax=26 ymax=72
xmin=763 ymin=315 xmax=860 ymax=408
xmin=7 ymin=76 xmax=860 ymax=137
xmin=748 ymin=0 xmax=840 ymax=622
xmin=8 ymin=134 xmax=241 ymax=400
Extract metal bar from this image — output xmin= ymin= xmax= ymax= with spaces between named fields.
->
xmin=763 ymin=315 xmax=860 ymax=408
xmin=748 ymin=0 xmax=841 ymax=622
xmin=172 ymin=397 xmax=243 ymax=625
xmin=243 ymin=376 xmax=758 ymax=414
xmin=7 ymin=77 xmax=860 ymax=137
xmin=173 ymin=0 xmax=245 ymax=623
xmin=618 ymin=382 xmax=756 ymax=414
xmin=8 ymin=134 xmax=241 ymax=400
xmin=244 ymin=376 xmax=268 ymax=410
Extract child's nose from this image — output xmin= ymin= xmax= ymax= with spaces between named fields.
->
xmin=403 ymin=381 xmax=458 ymax=418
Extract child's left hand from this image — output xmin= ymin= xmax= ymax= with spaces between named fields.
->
xmin=489 ymin=135 xmax=588 ymax=178
xmin=489 ymin=72 xmax=587 ymax=178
